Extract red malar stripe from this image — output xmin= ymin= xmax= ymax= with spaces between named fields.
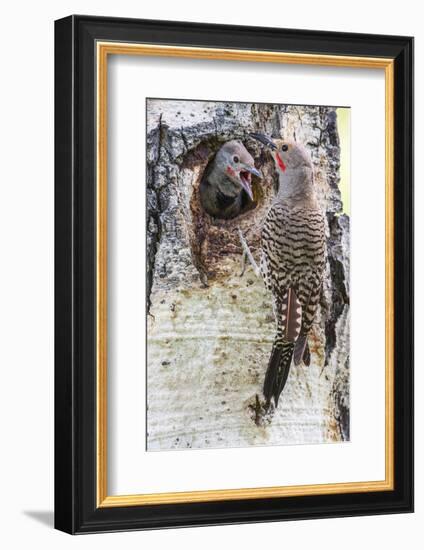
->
xmin=276 ymin=153 xmax=286 ymax=172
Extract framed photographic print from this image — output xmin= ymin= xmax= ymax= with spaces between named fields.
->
xmin=54 ymin=15 xmax=414 ymax=534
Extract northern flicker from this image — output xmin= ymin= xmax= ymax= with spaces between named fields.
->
xmin=200 ymin=140 xmax=261 ymax=219
xmin=240 ymin=133 xmax=326 ymax=407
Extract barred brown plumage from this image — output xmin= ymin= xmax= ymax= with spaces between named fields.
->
xmin=243 ymin=134 xmax=326 ymax=407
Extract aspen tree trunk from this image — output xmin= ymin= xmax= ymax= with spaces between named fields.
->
xmin=146 ymin=100 xmax=350 ymax=450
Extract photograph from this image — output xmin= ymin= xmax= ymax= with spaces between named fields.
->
xmin=146 ymin=98 xmax=351 ymax=451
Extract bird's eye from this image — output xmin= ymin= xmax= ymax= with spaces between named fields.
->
xmin=233 ymin=155 xmax=239 ymax=163
xmin=281 ymin=144 xmax=289 ymax=152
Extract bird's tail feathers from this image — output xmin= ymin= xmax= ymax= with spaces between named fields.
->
xmin=263 ymin=341 xmax=294 ymax=407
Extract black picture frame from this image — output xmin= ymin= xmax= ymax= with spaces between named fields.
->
xmin=55 ymin=15 xmax=414 ymax=534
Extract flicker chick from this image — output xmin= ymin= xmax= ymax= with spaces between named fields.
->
xmin=200 ymin=140 xmax=261 ymax=219
xmin=241 ymin=133 xmax=326 ymax=407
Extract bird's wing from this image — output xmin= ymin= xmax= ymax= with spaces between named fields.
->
xmin=292 ymin=273 xmax=322 ymax=365
xmin=278 ymin=288 xmax=302 ymax=343
xmin=200 ymin=153 xmax=216 ymax=184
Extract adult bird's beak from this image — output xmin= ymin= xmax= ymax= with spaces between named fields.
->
xmin=249 ymin=132 xmax=277 ymax=151
xmin=245 ymin=165 xmax=261 ymax=178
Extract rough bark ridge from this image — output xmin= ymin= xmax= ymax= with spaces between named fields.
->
xmin=146 ymin=99 xmax=350 ymax=450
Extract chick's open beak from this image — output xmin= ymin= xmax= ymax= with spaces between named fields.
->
xmin=239 ymin=163 xmax=260 ymax=201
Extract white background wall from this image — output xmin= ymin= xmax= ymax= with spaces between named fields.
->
xmin=0 ymin=1 xmax=420 ymax=548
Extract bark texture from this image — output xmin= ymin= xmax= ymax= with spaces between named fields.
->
xmin=146 ymin=99 xmax=350 ymax=450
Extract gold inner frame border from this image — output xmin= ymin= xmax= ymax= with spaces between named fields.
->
xmin=96 ymin=42 xmax=394 ymax=508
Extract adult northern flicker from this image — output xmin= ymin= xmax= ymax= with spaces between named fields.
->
xmin=200 ymin=140 xmax=261 ymax=219
xmin=240 ymin=133 xmax=326 ymax=407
